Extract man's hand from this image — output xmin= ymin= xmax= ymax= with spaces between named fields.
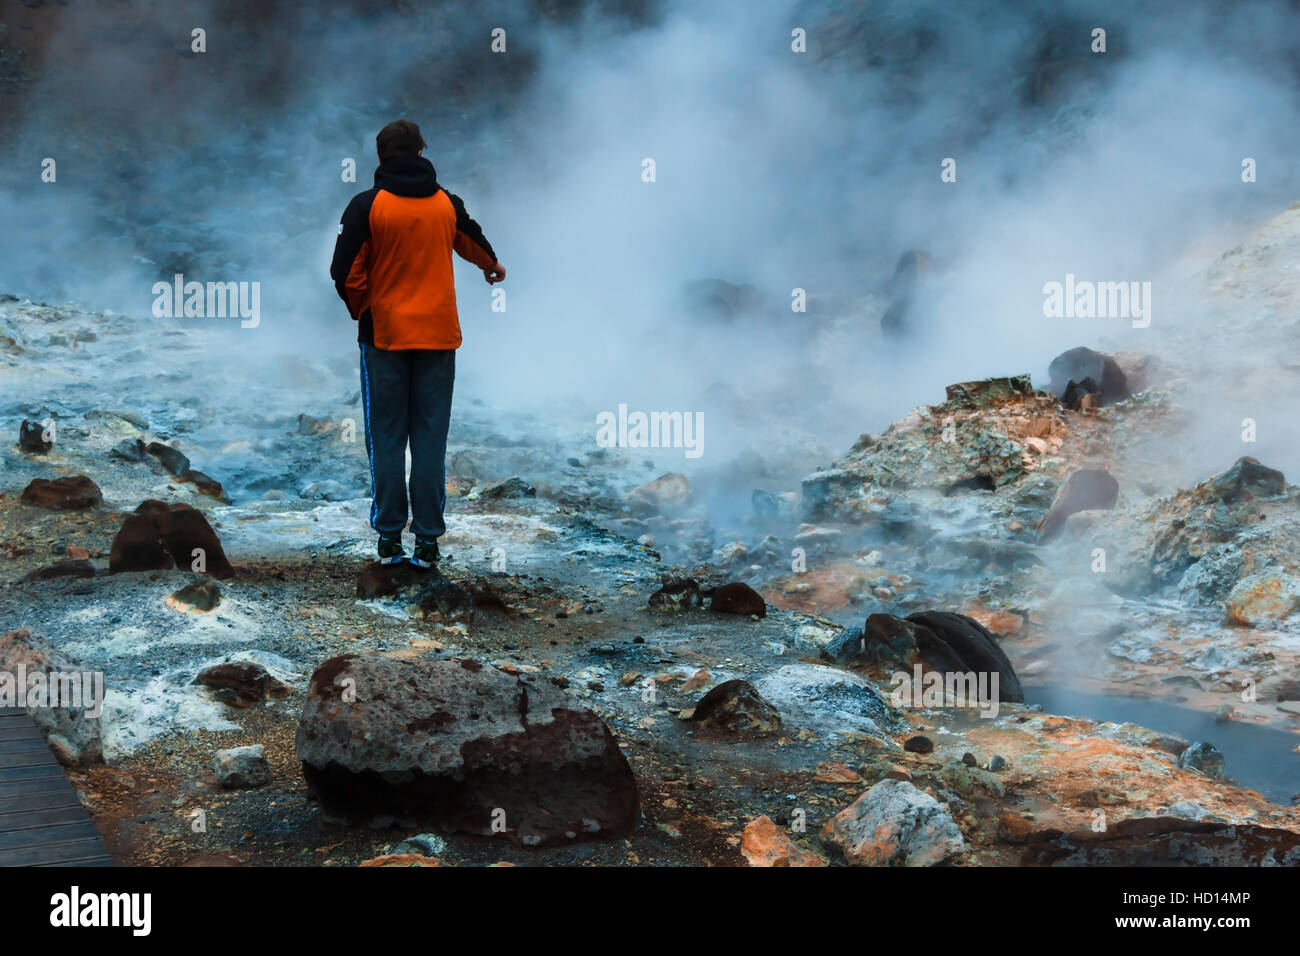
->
xmin=483 ymin=262 xmax=506 ymax=284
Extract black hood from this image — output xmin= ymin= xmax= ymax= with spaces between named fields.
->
xmin=374 ymin=155 xmax=440 ymax=197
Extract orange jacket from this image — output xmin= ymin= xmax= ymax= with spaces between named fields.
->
xmin=331 ymin=156 xmax=497 ymax=350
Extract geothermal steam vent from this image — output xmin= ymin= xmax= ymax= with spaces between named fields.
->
xmin=295 ymin=653 xmax=640 ymax=846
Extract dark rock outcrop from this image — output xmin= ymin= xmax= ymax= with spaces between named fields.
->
xmin=1204 ymin=456 xmax=1285 ymax=503
xmin=412 ymin=575 xmax=475 ymax=623
xmin=690 ymin=679 xmax=782 ymax=738
xmin=1047 ymin=347 xmax=1130 ymax=405
xmin=18 ymin=419 xmax=51 ymax=453
xmin=1017 ymin=817 xmax=1300 ymax=866
xmin=171 ymin=578 xmax=221 ymax=611
xmin=146 ymin=441 xmax=190 ymax=476
xmin=295 ymin=654 xmax=640 ymax=846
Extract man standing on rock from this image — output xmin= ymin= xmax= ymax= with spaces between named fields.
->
xmin=331 ymin=120 xmax=505 ymax=568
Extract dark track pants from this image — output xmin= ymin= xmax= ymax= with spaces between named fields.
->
xmin=358 ymin=343 xmax=455 ymax=541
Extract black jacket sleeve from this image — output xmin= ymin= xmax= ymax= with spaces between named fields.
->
xmin=445 ymin=191 xmax=498 ymax=267
xmin=329 ymin=188 xmax=378 ymax=312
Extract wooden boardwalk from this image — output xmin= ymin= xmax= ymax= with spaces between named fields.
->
xmin=0 ymin=709 xmax=114 ymax=866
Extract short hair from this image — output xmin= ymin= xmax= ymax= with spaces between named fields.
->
xmin=376 ymin=120 xmax=426 ymax=163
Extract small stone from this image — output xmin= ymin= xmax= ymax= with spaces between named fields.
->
xmin=171 ymin=579 xmax=222 ymax=612
xmin=821 ymin=779 xmax=965 ymax=866
xmin=961 ymin=752 xmax=978 ymax=767
xmin=388 ymin=833 xmax=448 ymax=858
xmin=109 ymin=438 xmax=147 ymax=462
xmin=214 ymin=745 xmax=270 ymax=789
xmin=146 ymin=441 xmax=191 ymax=476
xmin=903 ymin=735 xmax=934 ymax=754
xmin=1180 ymin=741 xmax=1225 ymax=780
xmin=690 ymin=679 xmax=782 ymax=738
xmin=988 ymin=755 xmax=1007 ymax=772
xmin=474 ymin=476 xmax=536 ymax=500
xmin=18 ymin=419 xmax=52 ymax=453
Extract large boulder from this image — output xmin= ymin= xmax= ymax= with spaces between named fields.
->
xmin=0 ymin=629 xmax=103 ymax=767
xmin=295 ymin=654 xmax=640 ymax=846
xmin=821 ymin=779 xmax=965 ymax=866
xmin=108 ymin=500 xmax=233 ymax=577
xmin=860 ymin=610 xmax=1024 ymax=704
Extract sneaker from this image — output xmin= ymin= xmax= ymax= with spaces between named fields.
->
xmin=410 ymin=538 xmax=440 ymax=569
xmin=377 ymin=536 xmax=406 ymax=566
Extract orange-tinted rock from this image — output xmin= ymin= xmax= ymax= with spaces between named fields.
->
xmin=741 ymin=816 xmax=828 ymax=867
xmin=359 ymin=854 xmax=445 ymax=867
xmin=996 ymin=812 xmax=1035 ymax=844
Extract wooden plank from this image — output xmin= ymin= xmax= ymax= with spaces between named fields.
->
xmin=0 ymin=750 xmax=58 ymax=769
xmin=40 ymin=856 xmax=116 ymax=867
xmin=0 ymin=711 xmax=113 ymax=866
xmin=0 ymin=838 xmax=114 ymax=867
xmin=0 ymin=763 xmax=68 ymax=784
xmin=0 ymin=738 xmax=53 ymax=756
xmin=0 ymin=805 xmax=93 ymax=830
xmin=0 ymin=819 xmax=103 ymax=852
xmin=0 ymin=789 xmax=82 ymax=814
xmin=0 ymin=724 xmax=45 ymax=742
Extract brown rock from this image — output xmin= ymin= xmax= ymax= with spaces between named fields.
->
xmin=709 ymin=581 xmax=766 ymax=617
xmin=109 ymin=500 xmax=233 ymax=577
xmin=178 ymin=469 xmax=228 ymax=502
xmin=20 ymin=476 xmax=102 ymax=510
xmin=170 ymin=579 xmax=222 ymax=612
xmin=626 ymin=472 xmax=691 ymax=516
xmin=194 ymin=661 xmax=291 ymax=707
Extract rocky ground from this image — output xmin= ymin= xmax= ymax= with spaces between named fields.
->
xmin=4 ymin=202 xmax=1300 ymax=867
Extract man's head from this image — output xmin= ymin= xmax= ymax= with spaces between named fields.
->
xmin=376 ymin=119 xmax=426 ymax=163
